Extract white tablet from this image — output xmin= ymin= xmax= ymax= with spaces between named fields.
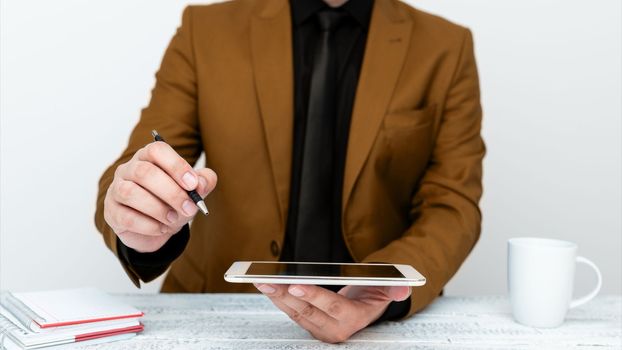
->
xmin=224 ymin=261 xmax=426 ymax=287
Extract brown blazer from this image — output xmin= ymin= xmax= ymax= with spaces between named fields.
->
xmin=95 ymin=0 xmax=484 ymax=318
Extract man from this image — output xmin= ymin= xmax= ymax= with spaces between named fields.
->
xmin=95 ymin=0 xmax=484 ymax=343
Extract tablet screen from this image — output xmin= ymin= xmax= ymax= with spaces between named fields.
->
xmin=246 ymin=262 xmax=405 ymax=279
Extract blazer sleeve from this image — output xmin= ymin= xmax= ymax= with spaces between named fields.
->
xmin=363 ymin=28 xmax=485 ymax=317
xmin=94 ymin=6 xmax=202 ymax=287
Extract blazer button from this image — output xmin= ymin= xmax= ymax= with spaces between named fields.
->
xmin=270 ymin=240 xmax=280 ymax=257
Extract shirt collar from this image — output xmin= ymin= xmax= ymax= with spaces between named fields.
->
xmin=290 ymin=0 xmax=374 ymax=28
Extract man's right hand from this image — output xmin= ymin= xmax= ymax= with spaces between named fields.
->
xmin=103 ymin=141 xmax=217 ymax=253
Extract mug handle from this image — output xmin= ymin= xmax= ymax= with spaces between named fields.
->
xmin=569 ymin=256 xmax=603 ymax=309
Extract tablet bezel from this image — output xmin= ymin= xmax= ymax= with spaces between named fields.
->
xmin=224 ymin=261 xmax=426 ymax=286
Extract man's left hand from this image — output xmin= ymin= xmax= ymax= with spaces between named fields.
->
xmin=254 ymin=283 xmax=411 ymax=343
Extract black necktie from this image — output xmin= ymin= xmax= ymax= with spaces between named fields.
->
xmin=294 ymin=10 xmax=346 ymax=262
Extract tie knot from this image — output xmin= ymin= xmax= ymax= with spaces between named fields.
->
xmin=316 ymin=9 xmax=346 ymax=32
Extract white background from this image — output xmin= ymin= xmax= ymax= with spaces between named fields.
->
xmin=1 ymin=0 xmax=620 ymax=298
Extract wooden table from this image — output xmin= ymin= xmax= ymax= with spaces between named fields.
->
xmin=75 ymin=294 xmax=621 ymax=349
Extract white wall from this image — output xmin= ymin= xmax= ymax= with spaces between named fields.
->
xmin=1 ymin=0 xmax=620 ymax=297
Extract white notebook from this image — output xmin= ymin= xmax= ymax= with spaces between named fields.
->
xmin=0 ymin=305 xmax=141 ymax=349
xmin=2 ymin=287 xmax=143 ymax=332
xmin=1 ymin=333 xmax=137 ymax=350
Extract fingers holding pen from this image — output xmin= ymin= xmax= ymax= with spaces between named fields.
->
xmin=139 ymin=133 xmax=216 ymax=215
xmin=118 ymin=160 xmax=197 ymax=218
xmin=110 ymin=179 xmax=177 ymax=225
xmin=195 ymin=167 xmax=218 ymax=198
xmin=135 ymin=141 xmax=199 ymax=192
xmin=104 ymin=194 xmax=172 ymax=237
xmin=103 ymin=132 xmax=218 ymax=254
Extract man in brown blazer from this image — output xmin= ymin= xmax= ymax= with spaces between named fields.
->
xmin=95 ymin=0 xmax=484 ymax=343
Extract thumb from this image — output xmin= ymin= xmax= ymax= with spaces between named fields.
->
xmin=340 ymin=285 xmax=411 ymax=302
xmin=195 ymin=167 xmax=218 ymax=197
xmin=385 ymin=286 xmax=411 ymax=302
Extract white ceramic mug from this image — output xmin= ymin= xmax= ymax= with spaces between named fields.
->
xmin=507 ymin=237 xmax=602 ymax=328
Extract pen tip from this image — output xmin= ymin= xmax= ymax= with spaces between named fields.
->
xmin=197 ymin=201 xmax=209 ymax=216
xmin=151 ymin=130 xmax=159 ymax=138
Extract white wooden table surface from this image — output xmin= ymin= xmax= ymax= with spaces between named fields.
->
xmin=74 ymin=294 xmax=621 ymax=349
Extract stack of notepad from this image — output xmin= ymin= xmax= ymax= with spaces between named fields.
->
xmin=0 ymin=287 xmax=144 ymax=349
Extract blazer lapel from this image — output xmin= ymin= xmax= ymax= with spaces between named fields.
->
xmin=342 ymin=0 xmax=413 ymax=212
xmin=250 ymin=0 xmax=293 ymax=227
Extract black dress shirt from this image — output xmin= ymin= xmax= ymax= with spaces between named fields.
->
xmin=117 ymin=0 xmax=409 ymax=322
xmin=281 ymin=0 xmax=372 ymax=263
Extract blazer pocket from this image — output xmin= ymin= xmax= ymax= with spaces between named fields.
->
xmin=382 ymin=104 xmax=436 ymax=131
xmin=376 ymin=105 xmax=437 ymax=188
